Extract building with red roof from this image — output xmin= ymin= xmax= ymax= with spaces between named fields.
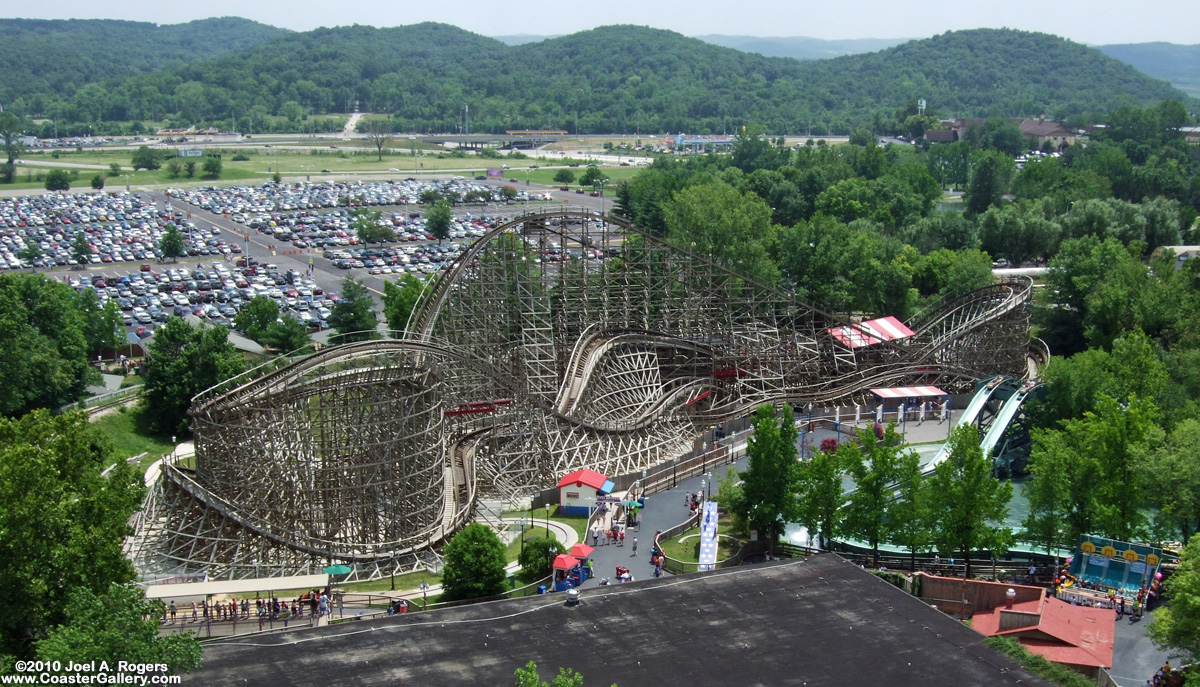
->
xmin=556 ymin=469 xmax=614 ymax=515
xmin=921 ymin=574 xmax=1114 ymax=676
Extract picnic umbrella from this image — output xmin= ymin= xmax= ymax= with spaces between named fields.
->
xmin=323 ymin=564 xmax=352 ymax=575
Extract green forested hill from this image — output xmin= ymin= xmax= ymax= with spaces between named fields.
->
xmin=0 ymin=17 xmax=289 ymax=112
xmin=695 ymin=34 xmax=907 ymax=60
xmin=2 ymin=23 xmax=1188 ymax=134
xmin=1098 ymin=43 xmax=1200 ymax=97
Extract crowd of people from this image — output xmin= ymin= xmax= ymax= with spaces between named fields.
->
xmin=163 ymin=588 xmax=333 ymax=629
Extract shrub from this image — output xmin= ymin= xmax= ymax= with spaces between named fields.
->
xmin=518 ymin=536 xmax=564 ymax=577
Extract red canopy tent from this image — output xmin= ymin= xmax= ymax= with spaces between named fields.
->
xmin=552 ymin=554 xmax=579 ymax=570
xmin=568 ymin=543 xmax=594 ymax=560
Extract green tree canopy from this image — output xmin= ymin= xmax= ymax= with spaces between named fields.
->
xmin=232 ymin=295 xmax=279 ymax=343
xmin=158 ymin=224 xmax=185 ymax=262
xmin=130 ymin=145 xmax=160 ymax=171
xmin=351 ymin=208 xmax=393 ymax=245
xmin=1148 ymin=537 xmax=1200 ymax=668
xmin=43 ymin=169 xmax=70 ymax=192
xmin=36 ymin=583 xmax=202 ymax=675
xmin=71 ymin=230 xmax=92 ymax=265
xmin=425 ymin=201 xmax=453 ymax=243
xmin=441 ymin=523 xmax=508 ymax=601
xmin=517 ymin=536 xmax=564 ymax=578
xmin=553 ymin=169 xmax=576 ymax=185
xmin=0 ymin=274 xmax=94 ymax=417
xmin=382 ymin=273 xmax=427 ymax=333
xmin=262 ymin=315 xmax=310 ymax=353
xmin=737 ymin=404 xmax=802 ymax=552
xmin=841 ymin=423 xmax=910 ymax=559
xmin=139 ymin=317 xmax=245 ymax=437
xmin=202 ymin=156 xmax=222 ymax=178
xmin=926 ymin=424 xmax=1014 ymax=577
xmin=0 ymin=410 xmax=145 ymax=662
xmin=329 ymin=276 xmax=377 ymax=344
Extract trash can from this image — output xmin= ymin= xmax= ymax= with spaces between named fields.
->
xmin=537 ymin=585 xmax=547 ymax=595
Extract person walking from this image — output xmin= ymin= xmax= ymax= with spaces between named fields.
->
xmin=168 ymin=601 xmax=177 ymax=624
xmin=591 ymin=526 xmax=600 ymax=548
xmin=632 ymin=537 xmax=638 ymax=556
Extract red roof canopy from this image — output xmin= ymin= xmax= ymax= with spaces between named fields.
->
xmin=829 ymin=316 xmax=915 ymax=349
xmin=552 ymin=554 xmax=580 ymax=570
xmin=568 ymin=543 xmax=594 ymax=559
xmin=556 ymin=469 xmax=609 ymax=490
xmin=870 ymin=385 xmax=948 ymax=399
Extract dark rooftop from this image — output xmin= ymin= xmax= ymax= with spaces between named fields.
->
xmin=191 ymin=555 xmax=1055 ymax=687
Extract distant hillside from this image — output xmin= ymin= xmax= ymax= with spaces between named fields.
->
xmin=0 ymin=17 xmax=288 ymax=106
xmin=695 ymin=34 xmax=907 ymax=60
xmin=3 ymin=24 xmax=1188 ymax=134
xmin=491 ymin=34 xmax=560 ymax=45
xmin=1098 ymin=42 xmax=1200 ymax=97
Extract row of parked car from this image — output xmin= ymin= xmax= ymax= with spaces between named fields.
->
xmin=0 ymin=191 xmax=239 ymax=271
xmin=167 ymin=177 xmax=512 ymax=218
xmin=75 ymin=259 xmax=338 ymax=340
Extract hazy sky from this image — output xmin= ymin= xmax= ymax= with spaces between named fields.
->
xmin=6 ymin=0 xmax=1198 ymax=44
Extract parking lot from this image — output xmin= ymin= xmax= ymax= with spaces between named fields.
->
xmin=2 ymin=177 xmax=612 ymax=346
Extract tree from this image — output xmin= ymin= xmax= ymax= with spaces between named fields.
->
xmin=890 ymin=451 xmax=932 ymax=570
xmin=329 ymin=276 xmax=377 ymax=344
xmin=964 ymin=151 xmax=1014 ymax=215
xmin=426 ymin=200 xmax=453 ymax=244
xmin=1 ymin=112 xmax=26 ymax=183
xmin=262 ymin=315 xmax=310 ymax=353
xmin=202 ymin=156 xmax=222 ymax=179
xmin=841 ymin=423 xmax=909 ymax=560
xmin=130 ymin=145 xmax=160 ymax=171
xmin=184 ymin=160 xmax=196 ymax=178
xmin=36 ymin=583 xmax=202 ymax=674
xmin=798 ymin=446 xmax=844 ymax=548
xmin=926 ymin=424 xmax=1014 ymax=577
xmin=166 ymin=159 xmax=182 ymax=178
xmin=1148 ymin=537 xmax=1200 ymax=668
xmin=232 ymin=296 xmax=279 ymax=343
xmin=515 ymin=661 xmax=616 ymax=687
xmin=90 ymin=173 xmax=105 ymax=190
xmin=738 ymin=405 xmax=802 ymax=553
xmin=1021 ymin=447 xmax=1074 ymax=560
xmin=158 ymin=224 xmax=185 ymax=263
xmin=139 ymin=317 xmax=244 ymax=437
xmin=418 ymin=189 xmax=441 ymax=206
xmin=553 ymin=169 xmax=576 ymax=185
xmin=18 ymin=242 xmax=44 ymax=272
xmin=517 ymin=536 xmax=564 ymax=578
xmin=108 ymin=162 xmax=121 ymax=176
xmin=351 ymin=208 xmax=393 ymax=245
xmin=362 ymin=118 xmax=392 ymax=162
xmin=441 ymin=523 xmax=507 ymax=601
xmin=1145 ymin=420 xmax=1200 ymax=543
xmin=382 ymin=273 xmax=427 ymax=333
xmin=70 ymin=231 xmax=92 ymax=265
xmin=44 ymin=169 xmax=70 ymax=191
xmin=76 ymin=288 xmax=123 ymax=353
xmin=498 ymin=186 xmax=519 ymax=202
xmin=0 ymin=274 xmax=93 ymax=417
xmin=0 ymin=410 xmax=145 ymax=662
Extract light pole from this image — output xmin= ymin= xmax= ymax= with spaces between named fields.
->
xmin=672 ymin=456 xmax=678 ymax=488
xmin=418 ymin=582 xmax=429 ymax=610
xmin=544 ymin=503 xmax=550 ymax=537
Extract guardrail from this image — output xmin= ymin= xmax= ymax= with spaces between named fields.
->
xmin=652 ymin=512 xmax=817 ymax=576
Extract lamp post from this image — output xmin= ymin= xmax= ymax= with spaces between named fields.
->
xmin=545 ymin=503 xmax=550 ymax=537
xmin=418 ymin=582 xmax=429 ymax=610
xmin=672 ymin=456 xmax=679 ymax=488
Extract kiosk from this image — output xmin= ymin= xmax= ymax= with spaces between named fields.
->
xmin=553 ymin=554 xmax=585 ymax=591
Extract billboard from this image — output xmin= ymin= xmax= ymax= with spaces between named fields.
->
xmin=487 ymin=168 xmax=503 ymax=178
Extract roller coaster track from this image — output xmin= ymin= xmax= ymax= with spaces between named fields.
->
xmin=138 ymin=210 xmax=1035 ymax=581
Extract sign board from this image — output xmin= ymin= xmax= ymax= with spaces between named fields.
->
xmin=595 ymin=496 xmax=620 ymax=504
xmin=487 ymin=168 xmax=503 ymax=177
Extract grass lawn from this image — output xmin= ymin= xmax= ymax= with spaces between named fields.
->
xmin=90 ymin=408 xmax=174 ymax=472
xmin=659 ymin=515 xmax=743 ymax=563
xmin=9 ymin=147 xmax=645 ymax=192
xmin=505 ymin=508 xmax=590 ymax=541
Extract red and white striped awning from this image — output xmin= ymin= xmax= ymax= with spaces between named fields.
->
xmin=870 ymin=386 xmax=948 ymax=399
xmin=828 ymin=316 xmax=915 ymax=349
